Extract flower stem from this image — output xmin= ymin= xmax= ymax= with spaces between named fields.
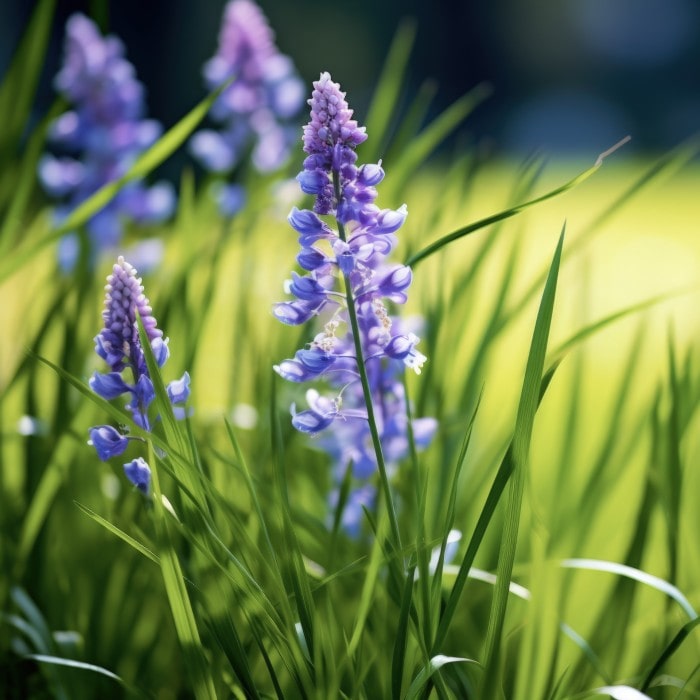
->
xmin=334 ymin=173 xmax=403 ymax=554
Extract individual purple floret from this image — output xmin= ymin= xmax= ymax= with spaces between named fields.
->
xmin=190 ymin=0 xmax=305 ymax=215
xmin=88 ymin=256 xmax=190 ymax=495
xmin=38 ymin=13 xmax=175 ymax=270
xmin=273 ymin=73 xmax=436 ymax=532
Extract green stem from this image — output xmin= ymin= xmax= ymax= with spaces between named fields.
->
xmin=334 ymin=172 xmax=403 ymax=555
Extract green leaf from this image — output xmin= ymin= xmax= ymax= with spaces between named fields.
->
xmin=560 ymin=558 xmax=698 ymax=620
xmin=391 ymin=564 xmax=417 ymax=700
xmin=144 ymin=443 xmax=218 ymax=700
xmin=0 ymin=0 xmax=55 ymax=159
xmin=25 ymin=655 xmax=122 ymax=684
xmin=74 ymin=502 xmax=159 ymax=565
xmin=641 ymin=617 xmax=700 ymax=692
xmin=405 ymin=655 xmax=478 ymax=700
xmin=479 ymin=227 xmax=564 ymax=698
xmin=389 ymin=83 xmax=492 ymax=195
xmin=363 ymin=19 xmax=417 ymax=162
xmin=592 ymin=686 xmax=653 ymax=700
xmin=405 ymin=137 xmax=629 ymax=268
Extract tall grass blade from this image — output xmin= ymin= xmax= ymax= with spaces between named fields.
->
xmin=144 ymin=442 xmax=218 ymax=700
xmin=391 ymin=563 xmax=417 ymax=700
xmin=641 ymin=617 xmax=700 ymax=692
xmin=406 ymin=138 xmax=629 ymax=268
xmin=363 ymin=19 xmax=417 ymax=162
xmin=0 ymin=0 xmax=55 ymax=159
xmin=479 ymin=228 xmax=564 ymax=697
xmin=74 ymin=502 xmax=159 ymax=565
xmin=389 ymin=84 xmax=492 ymax=195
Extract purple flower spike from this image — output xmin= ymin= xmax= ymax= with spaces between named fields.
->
xmin=39 ymin=13 xmax=175 ymax=270
xmin=190 ymin=0 xmax=305 ymax=215
xmin=88 ymin=257 xmax=192 ymax=497
xmin=273 ymin=74 xmax=436 ymax=534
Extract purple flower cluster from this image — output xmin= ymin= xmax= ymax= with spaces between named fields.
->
xmin=88 ymin=257 xmax=190 ymax=495
xmin=273 ymin=73 xmax=436 ymax=533
xmin=38 ymin=14 xmax=175 ymax=270
xmin=190 ymin=0 xmax=305 ymax=215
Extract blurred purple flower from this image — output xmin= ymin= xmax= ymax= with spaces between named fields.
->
xmin=190 ymin=0 xmax=305 ymax=215
xmin=274 ymin=73 xmax=436 ymax=533
xmin=39 ymin=13 xmax=175 ymax=270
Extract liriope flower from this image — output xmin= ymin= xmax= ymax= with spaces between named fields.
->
xmin=190 ymin=0 xmax=305 ymax=215
xmin=38 ymin=14 xmax=175 ymax=270
xmin=88 ymin=256 xmax=189 ymax=495
xmin=273 ymin=72 xmax=436 ymax=529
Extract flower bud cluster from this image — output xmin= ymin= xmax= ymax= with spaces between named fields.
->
xmin=274 ymin=73 xmax=436 ymax=530
xmin=88 ymin=257 xmax=190 ymax=495
xmin=38 ymin=14 xmax=175 ymax=270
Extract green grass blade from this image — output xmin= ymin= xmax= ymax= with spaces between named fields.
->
xmin=479 ymin=228 xmax=564 ymax=698
xmin=74 ymin=502 xmax=159 ymax=565
xmin=592 ymin=686 xmax=653 ymax=700
xmin=363 ymin=19 xmax=417 ymax=162
xmin=405 ymin=138 xmax=629 ymax=268
xmin=560 ymin=559 xmax=697 ymax=620
xmin=641 ymin=617 xmax=700 ymax=692
xmin=404 ymin=655 xmax=478 ymax=700
xmin=391 ymin=563 xmax=417 ymax=700
xmin=270 ymin=376 xmax=317 ymax=685
xmin=0 ymin=81 xmax=227 ymax=283
xmin=0 ymin=0 xmax=55 ymax=159
xmin=145 ymin=442 xmax=217 ymax=700
xmin=388 ymin=83 xmax=492 ymax=195
xmin=430 ymin=392 xmax=482 ymax=603
xmin=24 ymin=655 xmax=123 ymax=684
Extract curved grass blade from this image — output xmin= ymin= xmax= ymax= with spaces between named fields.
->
xmin=405 ymin=655 xmax=478 ymax=700
xmin=0 ymin=80 xmax=228 ymax=283
xmin=24 ymin=655 xmax=123 ymax=684
xmin=495 ymin=134 xmax=700 ymax=340
xmin=592 ymin=686 xmax=653 ymax=700
xmin=560 ymin=559 xmax=698 ymax=620
xmin=479 ymin=228 xmax=564 ymax=698
xmin=405 ymin=137 xmax=629 ymax=269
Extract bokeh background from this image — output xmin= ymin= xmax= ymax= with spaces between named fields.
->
xmin=2 ymin=0 xmax=699 ymax=163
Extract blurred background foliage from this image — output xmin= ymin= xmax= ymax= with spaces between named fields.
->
xmin=2 ymin=0 xmax=699 ymax=164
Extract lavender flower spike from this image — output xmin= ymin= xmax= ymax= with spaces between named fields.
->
xmin=274 ymin=73 xmax=437 ymax=533
xmin=39 ymin=13 xmax=175 ymax=270
xmin=190 ymin=0 xmax=305 ymax=215
xmin=88 ymin=256 xmax=190 ymax=496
